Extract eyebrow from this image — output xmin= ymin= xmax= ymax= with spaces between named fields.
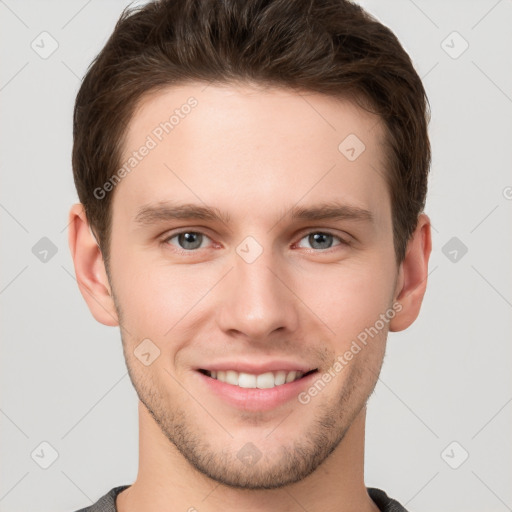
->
xmin=133 ymin=200 xmax=374 ymax=227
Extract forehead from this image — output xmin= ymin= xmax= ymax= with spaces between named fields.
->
xmin=113 ymin=82 xmax=389 ymax=228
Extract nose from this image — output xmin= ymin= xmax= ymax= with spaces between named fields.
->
xmin=216 ymin=243 xmax=300 ymax=342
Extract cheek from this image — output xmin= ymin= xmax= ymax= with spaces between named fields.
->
xmin=111 ymin=254 xmax=216 ymax=336
xmin=296 ymin=259 xmax=396 ymax=342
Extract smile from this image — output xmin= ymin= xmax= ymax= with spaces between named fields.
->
xmin=198 ymin=369 xmax=317 ymax=389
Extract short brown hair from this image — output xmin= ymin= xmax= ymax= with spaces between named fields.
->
xmin=72 ymin=0 xmax=430 ymax=271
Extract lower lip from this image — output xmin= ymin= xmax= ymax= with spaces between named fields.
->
xmin=195 ymin=370 xmax=318 ymax=411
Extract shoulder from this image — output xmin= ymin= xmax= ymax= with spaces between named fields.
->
xmin=72 ymin=485 xmax=131 ymax=512
xmin=367 ymin=487 xmax=409 ymax=512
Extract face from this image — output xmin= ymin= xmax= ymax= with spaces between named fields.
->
xmin=106 ymin=83 xmax=400 ymax=489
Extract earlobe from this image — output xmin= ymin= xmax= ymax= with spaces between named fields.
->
xmin=389 ymin=213 xmax=432 ymax=332
xmin=67 ymin=203 xmax=119 ymax=327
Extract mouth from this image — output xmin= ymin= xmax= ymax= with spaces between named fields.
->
xmin=194 ymin=361 xmax=320 ymax=411
xmin=197 ymin=368 xmax=318 ymax=389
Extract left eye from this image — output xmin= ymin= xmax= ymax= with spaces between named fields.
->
xmin=296 ymin=232 xmax=345 ymax=251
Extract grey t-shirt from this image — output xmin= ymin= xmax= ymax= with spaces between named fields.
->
xmin=73 ymin=485 xmax=409 ymax=512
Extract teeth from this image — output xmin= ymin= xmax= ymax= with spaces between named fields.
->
xmin=208 ymin=369 xmax=305 ymax=388
xmin=238 ymin=373 xmax=256 ymax=388
xmin=274 ymin=370 xmax=286 ymax=386
xmin=256 ymin=372 xmax=274 ymax=389
xmin=225 ymin=370 xmax=239 ymax=385
xmin=285 ymin=370 xmax=297 ymax=383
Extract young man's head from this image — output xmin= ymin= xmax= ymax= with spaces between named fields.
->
xmin=69 ymin=0 xmax=431 ymax=496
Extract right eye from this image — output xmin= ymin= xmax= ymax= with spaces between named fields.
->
xmin=162 ymin=231 xmax=214 ymax=252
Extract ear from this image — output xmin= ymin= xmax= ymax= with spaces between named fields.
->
xmin=67 ymin=203 xmax=119 ymax=326
xmin=389 ymin=213 xmax=432 ymax=332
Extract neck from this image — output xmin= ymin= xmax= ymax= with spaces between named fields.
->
xmin=116 ymin=402 xmax=379 ymax=512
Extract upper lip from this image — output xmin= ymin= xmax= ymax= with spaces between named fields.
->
xmin=197 ymin=360 xmax=317 ymax=374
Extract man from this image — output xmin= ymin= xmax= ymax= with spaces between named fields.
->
xmin=68 ymin=0 xmax=432 ymax=510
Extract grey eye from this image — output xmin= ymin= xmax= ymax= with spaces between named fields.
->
xmin=309 ymin=233 xmax=333 ymax=250
xmin=167 ymin=232 xmax=209 ymax=250
xmin=298 ymin=232 xmax=341 ymax=250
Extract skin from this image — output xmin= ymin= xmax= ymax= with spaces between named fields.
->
xmin=68 ymin=82 xmax=431 ymax=512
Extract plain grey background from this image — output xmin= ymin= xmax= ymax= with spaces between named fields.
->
xmin=1 ymin=0 xmax=511 ymax=511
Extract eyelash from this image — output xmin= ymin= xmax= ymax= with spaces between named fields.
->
xmin=160 ymin=229 xmax=351 ymax=255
